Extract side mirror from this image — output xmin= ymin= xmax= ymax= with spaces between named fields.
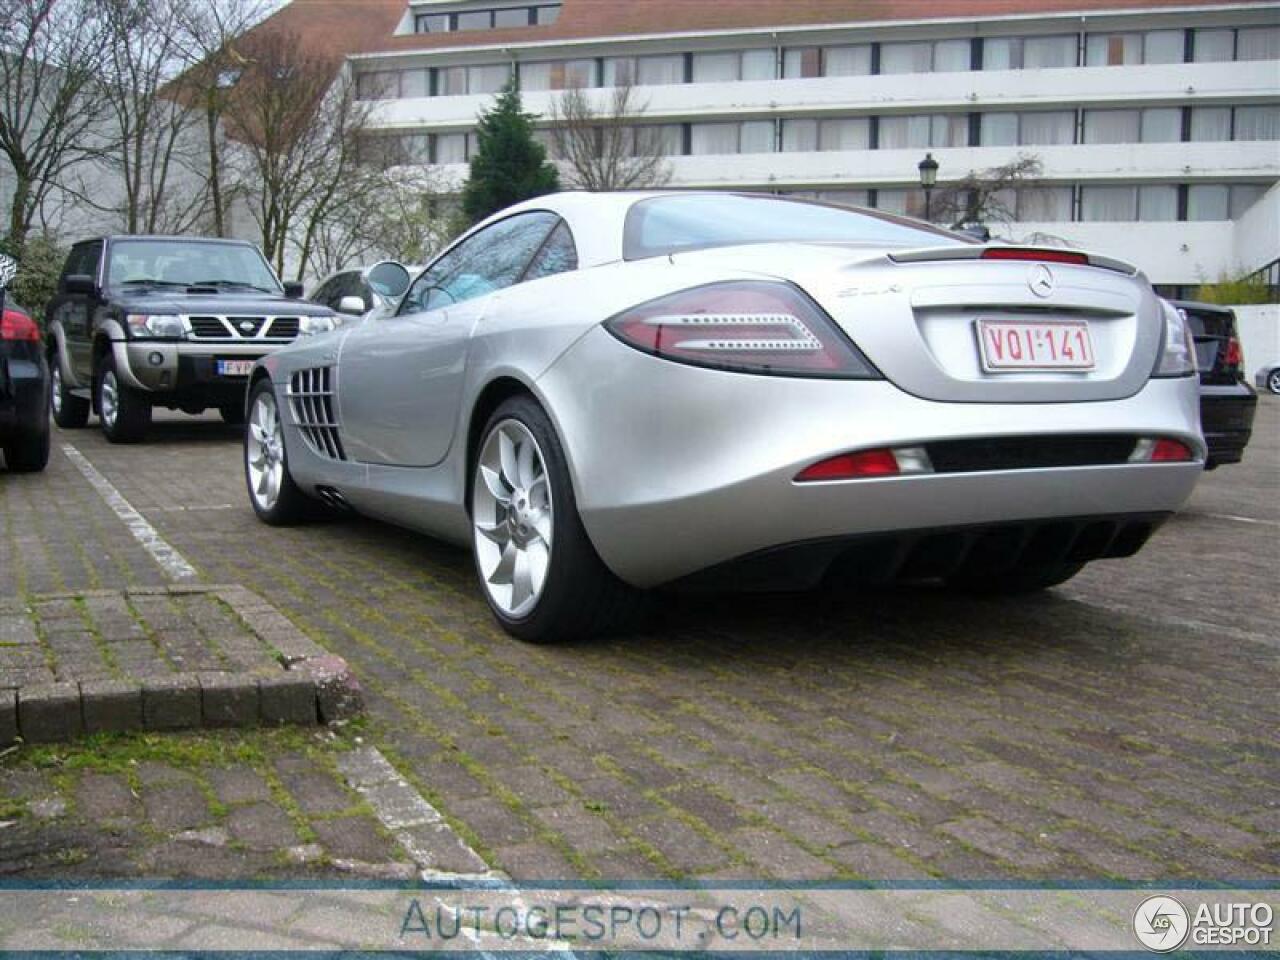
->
xmin=64 ymin=273 xmax=97 ymax=296
xmin=337 ymin=295 xmax=366 ymax=315
xmin=0 ymin=253 xmax=17 ymax=290
xmin=283 ymin=280 xmax=304 ymax=298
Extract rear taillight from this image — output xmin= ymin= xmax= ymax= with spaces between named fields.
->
xmin=980 ymin=248 xmax=1089 ymax=266
xmin=1223 ymin=337 xmax=1243 ymax=369
xmin=605 ymin=281 xmax=880 ymax=378
xmin=1130 ymin=437 xmax=1196 ymax=463
xmin=0 ymin=308 xmax=39 ymax=341
xmin=796 ymin=445 xmax=932 ymax=482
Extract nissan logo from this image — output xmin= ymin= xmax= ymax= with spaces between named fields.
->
xmin=239 ymin=320 xmax=256 ymax=333
xmin=1028 ymin=264 xmax=1055 ymax=298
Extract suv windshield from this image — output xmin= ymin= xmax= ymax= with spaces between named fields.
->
xmin=623 ymin=194 xmax=971 ymax=260
xmin=108 ymin=239 xmax=281 ymax=292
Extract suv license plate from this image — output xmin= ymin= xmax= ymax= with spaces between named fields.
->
xmin=977 ymin=319 xmax=1095 ymax=372
xmin=217 ymin=360 xmax=256 ymax=377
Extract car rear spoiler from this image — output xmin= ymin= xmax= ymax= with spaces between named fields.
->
xmin=889 ymin=246 xmax=1137 ymax=276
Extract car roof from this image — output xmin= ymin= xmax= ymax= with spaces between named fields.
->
xmin=85 ymin=235 xmax=258 ymax=247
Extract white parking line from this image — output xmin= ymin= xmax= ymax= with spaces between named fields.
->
xmin=1201 ymin=512 xmax=1280 ymax=529
xmin=61 ymin=443 xmax=198 ymax=580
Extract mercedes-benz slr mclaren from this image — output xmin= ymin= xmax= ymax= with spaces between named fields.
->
xmin=243 ymin=192 xmax=1202 ymax=641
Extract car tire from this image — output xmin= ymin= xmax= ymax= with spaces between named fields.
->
xmin=49 ymin=360 xmax=89 ymax=429
xmin=96 ymin=354 xmax=151 ymax=443
xmin=948 ymin=561 xmax=1085 ymax=595
xmin=219 ymin=403 xmax=246 ymax=425
xmin=1267 ymin=368 xmax=1280 ymax=396
xmin=471 ymin=395 xmax=641 ymax=643
xmin=3 ymin=427 xmax=50 ymax=473
xmin=244 ymin=378 xmax=312 ymax=525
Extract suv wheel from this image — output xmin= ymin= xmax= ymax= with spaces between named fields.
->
xmin=50 ymin=361 xmax=89 ymax=428
xmin=96 ymin=354 xmax=151 ymax=443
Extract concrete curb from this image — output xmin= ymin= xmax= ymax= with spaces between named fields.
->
xmin=2 ymin=585 xmax=363 ymax=746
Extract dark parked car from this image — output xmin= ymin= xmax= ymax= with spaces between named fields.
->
xmin=1171 ymin=299 xmax=1256 ymax=468
xmin=308 ymin=260 xmax=415 ymax=324
xmin=0 ymin=254 xmax=50 ymax=472
xmin=1255 ymin=363 xmax=1280 ymax=396
xmin=46 ymin=235 xmax=340 ymax=442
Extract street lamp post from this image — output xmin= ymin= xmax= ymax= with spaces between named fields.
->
xmin=918 ymin=152 xmax=939 ymax=222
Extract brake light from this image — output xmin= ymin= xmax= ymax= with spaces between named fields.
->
xmin=0 ymin=308 xmax=39 ymax=341
xmin=981 ymin=248 xmax=1089 ymax=266
xmin=605 ymin=281 xmax=879 ymax=378
xmin=1223 ymin=337 xmax=1243 ymax=368
xmin=797 ymin=448 xmax=899 ymax=482
xmin=1130 ymin=437 xmax=1195 ymax=463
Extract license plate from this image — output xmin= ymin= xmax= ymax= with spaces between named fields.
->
xmin=217 ymin=360 xmax=256 ymax=377
xmin=977 ymin=319 xmax=1095 ymax=372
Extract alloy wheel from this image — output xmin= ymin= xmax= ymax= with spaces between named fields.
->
xmin=246 ymin=390 xmax=285 ymax=511
xmin=99 ymin=370 xmax=119 ymax=429
xmin=473 ymin=419 xmax=554 ymax=618
xmin=1269 ymin=369 xmax=1280 ymax=396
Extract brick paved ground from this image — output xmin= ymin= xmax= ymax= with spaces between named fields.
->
xmin=2 ymin=404 xmax=1277 ymax=882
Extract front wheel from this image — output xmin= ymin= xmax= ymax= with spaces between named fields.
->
xmin=471 ymin=395 xmax=640 ymax=643
xmin=244 ymin=378 xmax=311 ymax=525
xmin=50 ymin=362 xmax=89 ymax=429
xmin=96 ymin=354 xmax=150 ymax=443
xmin=1267 ymin=368 xmax=1280 ymax=396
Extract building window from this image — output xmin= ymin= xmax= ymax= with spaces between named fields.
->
xmin=689 ymin=122 xmax=741 ymax=155
xmin=1190 ymin=106 xmax=1232 ymax=141
xmin=356 ymin=71 xmax=399 ymax=100
xmin=1083 ymin=108 xmax=1179 ymax=144
xmin=518 ymin=59 xmax=593 ymax=90
xmin=636 ymin=54 xmax=684 ymax=85
xmin=1237 ymin=26 xmax=1280 ymax=60
xmin=880 ymin=39 xmax=972 ymax=74
xmin=781 ymin=119 xmax=818 ymax=152
xmin=981 ymin=111 xmax=1075 ymax=146
xmin=823 ymin=45 xmax=872 ymax=76
xmin=1229 ymin=184 xmax=1266 ymax=217
xmin=984 ymin=35 xmax=1077 ymax=69
xmin=401 ymin=69 xmax=429 ymax=98
xmin=1080 ymin=185 xmax=1137 ymax=220
xmin=434 ymin=133 xmax=469 ymax=164
xmin=819 ymin=117 xmax=871 ymax=150
xmin=782 ymin=47 xmax=822 ymax=79
xmin=468 ymin=64 xmax=511 ymax=94
xmin=689 ymin=50 xmax=777 ymax=83
xmin=414 ymin=5 xmax=560 ymax=34
xmin=1235 ymin=105 xmax=1280 ymax=140
xmin=1186 ymin=184 xmax=1230 ymax=221
xmin=879 ymin=114 xmax=969 ymax=149
xmin=1015 ymin=187 xmax=1074 ymax=221
xmin=1085 ymin=30 xmax=1186 ymax=66
xmin=1137 ymin=184 xmax=1178 ymax=220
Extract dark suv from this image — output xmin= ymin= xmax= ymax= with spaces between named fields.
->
xmin=46 ymin=236 xmax=339 ymax=442
xmin=1171 ymin=299 xmax=1257 ymax=469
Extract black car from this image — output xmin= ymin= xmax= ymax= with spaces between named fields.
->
xmin=1171 ymin=299 xmax=1257 ymax=469
xmin=45 ymin=235 xmax=339 ymax=442
xmin=0 ymin=263 xmax=51 ymax=472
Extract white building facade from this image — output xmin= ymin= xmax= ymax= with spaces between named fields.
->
xmin=339 ymin=0 xmax=1279 ymax=293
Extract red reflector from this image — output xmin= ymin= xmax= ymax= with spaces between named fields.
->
xmin=981 ymin=248 xmax=1089 ymax=266
xmin=796 ymin=448 xmax=900 ymax=482
xmin=1151 ymin=438 xmax=1193 ymax=462
xmin=0 ymin=308 xmax=40 ymax=341
xmin=1223 ymin=338 xmax=1243 ymax=367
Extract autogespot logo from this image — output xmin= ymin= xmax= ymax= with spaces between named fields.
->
xmin=1134 ymin=895 xmax=1191 ymax=952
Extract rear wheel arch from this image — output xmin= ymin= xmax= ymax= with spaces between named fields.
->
xmin=465 ymin=377 xmax=538 ymax=512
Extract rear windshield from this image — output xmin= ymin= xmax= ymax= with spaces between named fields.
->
xmin=623 ymin=194 xmax=971 ymax=260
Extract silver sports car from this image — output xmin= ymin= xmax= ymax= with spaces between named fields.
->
xmin=243 ymin=192 xmax=1203 ymax=641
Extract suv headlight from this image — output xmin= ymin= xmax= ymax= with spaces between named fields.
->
xmin=1152 ymin=300 xmax=1196 ymax=378
xmin=298 ymin=315 xmax=337 ymax=337
xmin=126 ymin=314 xmax=184 ymax=339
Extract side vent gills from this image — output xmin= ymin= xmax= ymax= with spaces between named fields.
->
xmin=288 ymin=366 xmax=346 ymax=461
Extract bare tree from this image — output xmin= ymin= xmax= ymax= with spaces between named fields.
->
xmin=0 ymin=0 xmax=111 ymax=249
xmin=223 ymin=30 xmax=375 ymax=278
xmin=548 ymin=79 xmax=671 ymax=191
xmin=171 ymin=0 xmax=270 ymax=237
xmin=95 ymin=0 xmax=209 ymax=234
xmin=930 ymin=152 xmax=1044 ymax=228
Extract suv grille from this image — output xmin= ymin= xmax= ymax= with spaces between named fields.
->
xmin=187 ymin=315 xmax=300 ymax=341
xmin=288 ymin=366 xmax=346 ymax=461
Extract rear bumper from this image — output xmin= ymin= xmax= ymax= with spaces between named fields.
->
xmin=673 ymin=512 xmax=1169 ymax=592
xmin=0 ymin=355 xmax=49 ymax=439
xmin=1199 ymin=384 xmax=1256 ymax=466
